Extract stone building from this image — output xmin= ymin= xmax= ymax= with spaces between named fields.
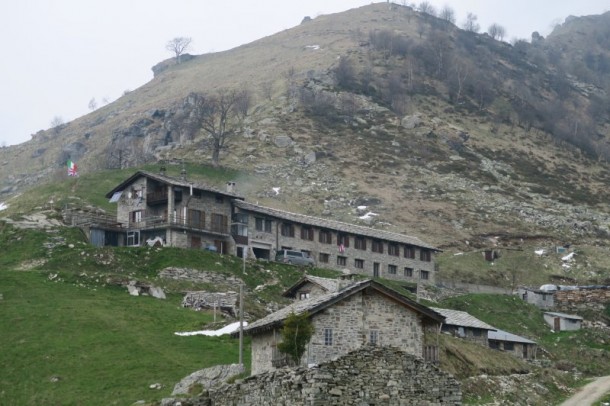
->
xmin=544 ymin=311 xmax=583 ymax=331
xmin=431 ymin=307 xmax=496 ymax=345
xmin=84 ymin=170 xmax=439 ymax=282
xmin=240 ymin=279 xmax=444 ymax=375
xmin=517 ymin=287 xmax=555 ymax=309
xmin=282 ymin=274 xmax=352 ymax=300
xmin=488 ymin=329 xmax=537 ymax=359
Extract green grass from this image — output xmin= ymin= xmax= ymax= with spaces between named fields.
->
xmin=0 ymin=270 xmax=249 ymax=405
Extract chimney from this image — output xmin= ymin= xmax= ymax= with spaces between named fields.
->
xmin=226 ymin=181 xmax=236 ymax=194
xmin=180 ymin=162 xmax=187 ymax=181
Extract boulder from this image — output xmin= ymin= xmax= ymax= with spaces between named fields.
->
xmin=171 ymin=364 xmax=245 ymax=396
xmin=274 ymin=135 xmax=293 ymax=148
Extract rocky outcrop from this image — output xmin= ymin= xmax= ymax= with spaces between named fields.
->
xmin=171 ymin=364 xmax=245 ymax=396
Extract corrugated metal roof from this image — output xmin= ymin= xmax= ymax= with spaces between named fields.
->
xmin=430 ymin=307 xmax=496 ymax=331
xmin=544 ymin=312 xmax=583 ymax=320
xmin=243 ymin=280 xmax=444 ymax=336
xmin=233 ymin=200 xmax=438 ymax=250
xmin=488 ymin=329 xmax=536 ymax=344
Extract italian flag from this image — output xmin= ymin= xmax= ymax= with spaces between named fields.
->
xmin=67 ymin=160 xmax=78 ymax=177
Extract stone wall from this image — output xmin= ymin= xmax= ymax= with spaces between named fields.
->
xmin=159 ymin=267 xmax=244 ymax=288
xmin=165 ymin=347 xmax=461 ymax=405
xmin=554 ymin=288 xmax=610 ymax=314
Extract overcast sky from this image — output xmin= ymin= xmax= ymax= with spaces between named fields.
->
xmin=1 ymin=0 xmax=608 ymax=147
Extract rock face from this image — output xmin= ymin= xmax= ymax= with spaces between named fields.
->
xmin=171 ymin=364 xmax=245 ymax=396
xmin=163 ymin=347 xmax=461 ymax=405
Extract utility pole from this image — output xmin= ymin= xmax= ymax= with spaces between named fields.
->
xmin=238 ymin=246 xmax=246 ymax=366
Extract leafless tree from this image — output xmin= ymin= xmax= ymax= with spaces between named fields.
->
xmin=165 ymin=37 xmax=192 ymax=64
xmin=50 ymin=116 xmax=65 ymax=135
xmin=88 ymin=97 xmax=97 ymax=111
xmin=462 ymin=12 xmax=480 ymax=33
xmin=234 ymin=88 xmax=253 ymax=117
xmin=189 ymin=90 xmax=243 ymax=167
xmin=417 ymin=1 xmax=436 ymax=16
xmin=487 ymin=24 xmax=506 ymax=41
xmin=340 ymin=93 xmax=359 ymax=124
xmin=260 ymin=80 xmax=274 ymax=100
xmin=334 ymin=56 xmax=356 ymax=89
xmin=439 ymin=6 xmax=456 ymax=25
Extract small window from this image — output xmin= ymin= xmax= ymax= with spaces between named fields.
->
xmin=319 ymin=253 xmax=329 ymax=263
xmin=388 ymin=265 xmax=397 ymax=274
xmin=504 ymin=342 xmax=514 ymax=351
xmin=337 ymin=233 xmax=350 ymax=248
xmin=281 ymin=223 xmax=295 ymax=237
xmin=404 ymin=267 xmax=413 ymax=277
xmin=130 ymin=210 xmax=143 ymax=223
xmin=372 ymin=240 xmax=383 ymax=253
xmin=324 ymin=328 xmax=333 ymax=346
xmin=337 ymin=256 xmax=347 ymax=266
xmin=355 ymin=237 xmax=367 ymax=250
xmin=420 ymin=270 xmax=429 ymax=280
xmin=369 ymin=330 xmax=379 ymax=346
xmin=255 ymin=218 xmax=264 ymax=231
xmin=319 ymin=229 xmax=332 ymax=244
xmin=473 ymin=329 xmax=482 ymax=337
xmin=355 ymin=259 xmax=364 ymax=269
xmin=388 ymin=243 xmax=399 ymax=256
xmin=301 ymin=226 xmax=314 ymax=241
xmin=299 ymin=292 xmax=310 ymax=300
xmin=420 ymin=249 xmax=432 ymax=262
xmin=404 ymin=246 xmax=415 ymax=259
xmin=215 ymin=194 xmax=224 ymax=203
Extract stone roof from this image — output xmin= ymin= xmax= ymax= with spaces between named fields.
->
xmin=233 ymin=200 xmax=438 ymax=250
xmin=430 ymin=307 xmax=496 ymax=331
xmin=105 ymin=170 xmax=244 ymax=199
xmin=241 ymin=280 xmax=444 ymax=336
xmin=544 ymin=312 xmax=584 ymax=320
xmin=282 ymin=275 xmax=342 ymax=298
xmin=488 ymin=329 xmax=536 ymax=344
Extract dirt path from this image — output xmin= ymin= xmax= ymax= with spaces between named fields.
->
xmin=560 ymin=375 xmax=610 ymax=406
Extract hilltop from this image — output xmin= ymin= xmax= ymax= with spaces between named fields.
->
xmin=1 ymin=3 xmax=610 ymax=275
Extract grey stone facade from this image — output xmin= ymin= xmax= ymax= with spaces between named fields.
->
xmin=517 ymin=287 xmax=555 ymax=309
xmin=247 ymin=280 xmax=442 ymax=376
xmin=165 ymin=347 xmax=461 ymax=406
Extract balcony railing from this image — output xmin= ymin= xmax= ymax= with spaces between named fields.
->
xmin=423 ymin=345 xmax=439 ymax=363
xmin=128 ymin=213 xmax=229 ymax=235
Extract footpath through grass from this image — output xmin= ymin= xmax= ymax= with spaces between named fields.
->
xmin=0 ymin=270 xmax=248 ymax=405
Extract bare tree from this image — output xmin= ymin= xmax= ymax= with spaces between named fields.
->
xmin=334 ymin=56 xmax=356 ymax=89
xmin=487 ymin=23 xmax=506 ymax=41
xmin=462 ymin=12 xmax=480 ymax=33
xmin=260 ymin=80 xmax=274 ymax=100
xmin=417 ymin=1 xmax=436 ymax=16
xmin=189 ymin=90 xmax=243 ymax=167
xmin=50 ymin=116 xmax=65 ymax=135
xmin=165 ymin=37 xmax=192 ymax=64
xmin=88 ymin=97 xmax=97 ymax=111
xmin=234 ymin=88 xmax=253 ymax=118
xmin=439 ymin=5 xmax=456 ymax=25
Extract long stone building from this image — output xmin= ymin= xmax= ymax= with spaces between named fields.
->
xmin=88 ymin=169 xmax=439 ymax=283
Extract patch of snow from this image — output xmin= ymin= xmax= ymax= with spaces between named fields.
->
xmin=453 ymin=252 xmax=463 ymax=256
xmin=562 ymin=252 xmax=575 ymax=261
xmin=0 ymin=202 xmax=7 ymax=211
xmin=534 ymin=249 xmax=545 ymax=256
xmin=272 ymin=187 xmax=280 ymax=195
xmin=359 ymin=211 xmax=378 ymax=220
xmin=357 ymin=205 xmax=367 ymax=211
xmin=305 ymin=45 xmax=320 ymax=50
xmin=175 ymin=321 xmax=248 ymax=337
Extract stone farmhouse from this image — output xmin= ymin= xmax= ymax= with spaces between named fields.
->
xmin=488 ymin=329 xmax=537 ymax=359
xmin=430 ymin=307 xmax=496 ymax=345
xmin=85 ymin=170 xmax=438 ymax=282
xmin=544 ymin=311 xmax=583 ymax=331
xmin=240 ymin=279 xmax=445 ymax=375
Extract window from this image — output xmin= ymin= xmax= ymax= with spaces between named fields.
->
xmin=299 ymin=292 xmax=310 ymax=300
xmin=388 ymin=243 xmax=399 ymax=256
xmin=188 ymin=209 xmax=204 ymax=228
xmin=255 ymin=218 xmax=272 ymax=233
xmin=388 ymin=265 xmax=397 ymax=274
xmin=369 ymin=330 xmax=379 ymax=346
xmin=301 ymin=226 xmax=314 ymax=241
xmin=404 ymin=246 xmax=415 ymax=259
xmin=337 ymin=256 xmax=347 ymax=266
xmin=215 ymin=194 xmax=224 ymax=203
xmin=319 ymin=253 xmax=329 ymax=263
xmin=127 ymin=230 xmax=140 ymax=246
xmin=337 ymin=233 xmax=350 ymax=248
xmin=503 ymin=342 xmax=514 ymax=351
xmin=473 ymin=329 xmax=482 ymax=337
xmin=420 ymin=249 xmax=432 ymax=262
xmin=281 ymin=223 xmax=295 ymax=237
xmin=355 ymin=237 xmax=367 ymax=250
xmin=420 ymin=270 xmax=430 ymax=280
xmin=404 ymin=267 xmax=414 ymax=277
xmin=324 ymin=328 xmax=333 ymax=346
xmin=489 ymin=341 xmax=500 ymax=350
xmin=319 ymin=229 xmax=332 ymax=244
xmin=211 ymin=213 xmax=228 ymax=233
xmin=130 ymin=210 xmax=143 ymax=223
xmin=372 ymin=240 xmax=383 ymax=253
xmin=355 ymin=259 xmax=364 ymax=269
